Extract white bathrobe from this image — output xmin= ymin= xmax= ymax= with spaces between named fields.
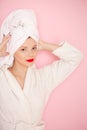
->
xmin=0 ymin=41 xmax=83 ymax=130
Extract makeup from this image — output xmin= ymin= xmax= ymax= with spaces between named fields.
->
xmin=26 ymin=59 xmax=34 ymax=62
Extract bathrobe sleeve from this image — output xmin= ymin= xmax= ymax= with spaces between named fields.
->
xmin=38 ymin=41 xmax=83 ymax=96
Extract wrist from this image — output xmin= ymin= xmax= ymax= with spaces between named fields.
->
xmin=43 ymin=42 xmax=61 ymax=51
xmin=38 ymin=40 xmax=63 ymax=52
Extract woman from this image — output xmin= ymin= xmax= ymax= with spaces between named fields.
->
xmin=0 ymin=9 xmax=83 ymax=130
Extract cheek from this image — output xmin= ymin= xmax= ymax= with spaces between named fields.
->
xmin=14 ymin=53 xmax=25 ymax=62
xmin=34 ymin=51 xmax=38 ymax=57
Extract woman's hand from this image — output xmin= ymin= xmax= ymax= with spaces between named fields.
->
xmin=38 ymin=39 xmax=62 ymax=51
xmin=38 ymin=40 xmax=46 ymax=50
xmin=0 ymin=33 xmax=11 ymax=56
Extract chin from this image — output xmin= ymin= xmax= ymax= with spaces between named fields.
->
xmin=26 ymin=62 xmax=34 ymax=67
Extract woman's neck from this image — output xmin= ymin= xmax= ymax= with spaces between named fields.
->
xmin=8 ymin=63 xmax=28 ymax=78
xmin=8 ymin=63 xmax=29 ymax=90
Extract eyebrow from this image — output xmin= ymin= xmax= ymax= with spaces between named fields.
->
xmin=20 ymin=44 xmax=37 ymax=48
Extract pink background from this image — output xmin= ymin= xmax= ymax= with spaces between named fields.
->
xmin=0 ymin=0 xmax=87 ymax=130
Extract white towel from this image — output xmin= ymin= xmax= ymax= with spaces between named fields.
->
xmin=0 ymin=9 xmax=39 ymax=68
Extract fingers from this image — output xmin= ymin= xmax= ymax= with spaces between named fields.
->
xmin=2 ymin=33 xmax=11 ymax=46
xmin=38 ymin=39 xmax=44 ymax=44
xmin=38 ymin=39 xmax=47 ymax=50
xmin=0 ymin=52 xmax=9 ymax=57
xmin=0 ymin=33 xmax=11 ymax=57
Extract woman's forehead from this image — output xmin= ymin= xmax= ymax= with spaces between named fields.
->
xmin=22 ymin=37 xmax=37 ymax=47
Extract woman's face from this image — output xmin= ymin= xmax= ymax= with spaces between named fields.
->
xmin=13 ymin=37 xmax=38 ymax=68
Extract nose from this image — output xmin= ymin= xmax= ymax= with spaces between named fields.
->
xmin=28 ymin=51 xmax=33 ymax=57
xmin=27 ymin=50 xmax=36 ymax=57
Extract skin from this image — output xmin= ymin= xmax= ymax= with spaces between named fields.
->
xmin=0 ymin=34 xmax=63 ymax=89
xmin=0 ymin=33 xmax=11 ymax=56
xmin=8 ymin=37 xmax=38 ymax=89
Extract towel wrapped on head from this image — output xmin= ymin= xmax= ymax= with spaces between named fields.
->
xmin=0 ymin=9 xmax=39 ymax=68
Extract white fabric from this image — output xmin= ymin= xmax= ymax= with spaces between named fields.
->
xmin=0 ymin=9 xmax=39 ymax=68
xmin=0 ymin=41 xmax=83 ymax=130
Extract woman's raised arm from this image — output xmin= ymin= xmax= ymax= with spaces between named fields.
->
xmin=0 ymin=33 xmax=11 ymax=57
xmin=38 ymin=40 xmax=83 ymax=97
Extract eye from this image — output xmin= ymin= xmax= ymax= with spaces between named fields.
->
xmin=32 ymin=46 xmax=37 ymax=50
xmin=21 ymin=48 xmax=26 ymax=51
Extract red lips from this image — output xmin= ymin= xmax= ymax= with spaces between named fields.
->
xmin=26 ymin=59 xmax=34 ymax=62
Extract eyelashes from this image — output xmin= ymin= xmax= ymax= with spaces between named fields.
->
xmin=21 ymin=46 xmax=37 ymax=51
xmin=32 ymin=46 xmax=37 ymax=50
xmin=21 ymin=48 xmax=26 ymax=51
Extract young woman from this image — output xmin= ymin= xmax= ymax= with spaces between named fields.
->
xmin=0 ymin=9 xmax=83 ymax=130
